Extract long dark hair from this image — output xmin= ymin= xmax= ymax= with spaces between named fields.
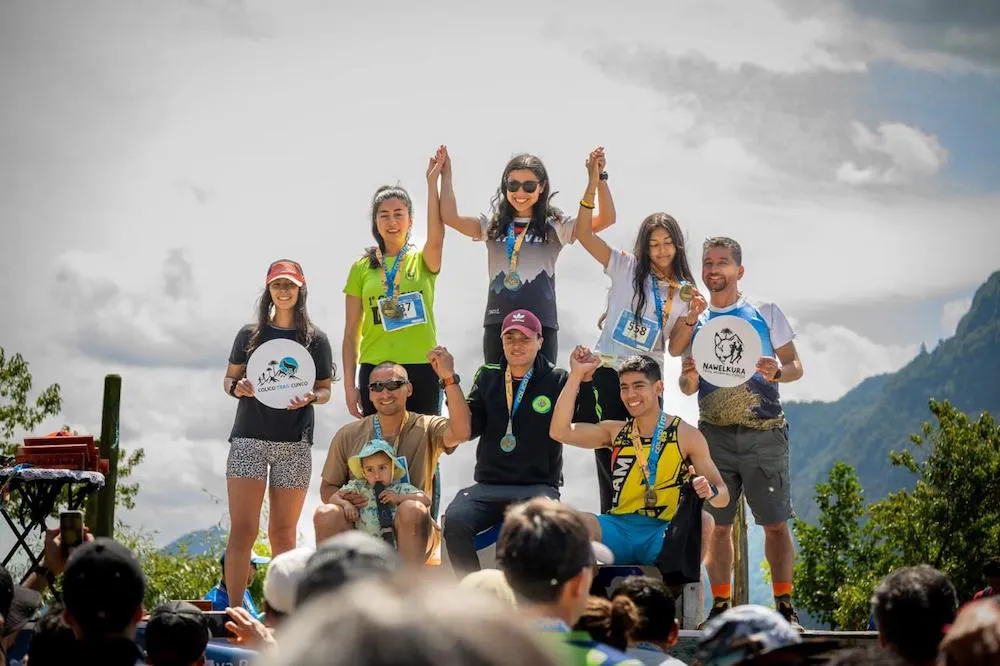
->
xmin=365 ymin=185 xmax=414 ymax=268
xmin=485 ymin=154 xmax=563 ymax=242
xmin=630 ymin=213 xmax=696 ymax=321
xmin=246 ymin=263 xmax=314 ymax=354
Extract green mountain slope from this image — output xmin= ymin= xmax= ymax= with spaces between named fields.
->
xmin=787 ymin=271 xmax=1000 ymax=522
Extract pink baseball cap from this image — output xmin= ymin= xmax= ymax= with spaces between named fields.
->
xmin=501 ymin=309 xmax=542 ymax=338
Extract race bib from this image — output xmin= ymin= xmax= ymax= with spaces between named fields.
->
xmin=379 ymin=292 xmax=428 ymax=332
xmin=396 ymin=455 xmax=411 ymax=485
xmin=611 ymin=309 xmax=661 ymax=352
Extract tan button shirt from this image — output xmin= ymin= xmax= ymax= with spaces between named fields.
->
xmin=320 ymin=413 xmax=454 ymax=497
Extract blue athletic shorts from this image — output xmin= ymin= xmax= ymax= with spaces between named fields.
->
xmin=596 ymin=512 xmax=670 ymax=565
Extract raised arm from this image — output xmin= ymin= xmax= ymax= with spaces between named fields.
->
xmin=423 ymin=147 xmax=445 ymax=273
xmin=591 ymin=147 xmax=616 ymax=232
xmin=667 ymin=287 xmax=707 ymax=357
xmin=574 ymin=147 xmax=612 ymax=268
xmin=550 ymin=346 xmax=616 ymax=449
xmin=427 ymin=346 xmax=472 ymax=447
xmin=677 ymin=421 xmax=730 ymax=510
xmin=342 ymin=294 xmax=364 ymax=418
xmin=679 ymin=356 xmax=699 ymax=396
xmin=438 ymin=145 xmax=483 ymax=239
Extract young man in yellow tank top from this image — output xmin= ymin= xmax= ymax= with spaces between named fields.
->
xmin=550 ymin=350 xmax=729 ymax=565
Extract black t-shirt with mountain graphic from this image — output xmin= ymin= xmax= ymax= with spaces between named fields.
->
xmin=228 ymin=324 xmax=333 ymax=444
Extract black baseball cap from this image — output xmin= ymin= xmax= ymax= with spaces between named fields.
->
xmin=146 ymin=601 xmax=209 ymax=666
xmin=62 ymin=538 xmax=146 ymax=636
xmin=295 ymin=531 xmax=400 ymax=609
xmin=0 ymin=563 xmax=42 ymax=637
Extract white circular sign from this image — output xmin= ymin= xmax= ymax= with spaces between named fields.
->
xmin=245 ymin=338 xmax=317 ymax=409
xmin=691 ymin=315 xmax=763 ymax=388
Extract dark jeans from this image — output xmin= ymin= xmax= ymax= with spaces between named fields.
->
xmin=593 ymin=366 xmax=629 ymax=514
xmin=358 ymin=362 xmax=441 ymax=416
xmin=483 ymin=325 xmax=559 ymax=366
xmin=443 ymin=482 xmax=560 ymax=575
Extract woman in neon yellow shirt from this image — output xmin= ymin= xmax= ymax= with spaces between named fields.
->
xmin=343 ymin=153 xmax=447 ymax=417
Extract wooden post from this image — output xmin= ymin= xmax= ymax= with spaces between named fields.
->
xmin=732 ymin=498 xmax=750 ymax=606
xmin=87 ymin=375 xmax=121 ymax=537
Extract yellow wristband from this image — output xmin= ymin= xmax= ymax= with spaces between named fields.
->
xmin=579 ymin=199 xmax=595 ymax=209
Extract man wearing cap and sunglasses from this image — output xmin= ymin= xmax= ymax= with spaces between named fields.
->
xmin=316 ymin=346 xmax=471 ymax=561
xmin=442 ymin=309 xmax=600 ymax=575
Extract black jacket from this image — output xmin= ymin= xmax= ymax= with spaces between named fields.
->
xmin=467 ymin=353 xmax=598 ymax=487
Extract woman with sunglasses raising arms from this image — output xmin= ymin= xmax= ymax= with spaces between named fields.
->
xmin=343 ymin=154 xmax=449 ymax=418
xmin=438 ymin=145 xmax=616 ymax=365
xmin=575 ymin=149 xmax=708 ymax=513
xmin=223 ymin=259 xmax=336 ymax=612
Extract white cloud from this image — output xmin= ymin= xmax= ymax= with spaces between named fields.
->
xmin=941 ymin=297 xmax=974 ymax=337
xmin=782 ymin=321 xmax=919 ymax=402
xmin=0 ymin=0 xmax=994 ymax=548
xmin=836 ymin=121 xmax=948 ymax=185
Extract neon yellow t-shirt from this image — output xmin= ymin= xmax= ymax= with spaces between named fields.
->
xmin=344 ymin=248 xmax=438 ymax=365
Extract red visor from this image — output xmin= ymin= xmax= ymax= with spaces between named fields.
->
xmin=266 ymin=261 xmax=305 ymax=287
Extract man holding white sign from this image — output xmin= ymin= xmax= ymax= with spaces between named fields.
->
xmin=679 ymin=236 xmax=804 ymax=627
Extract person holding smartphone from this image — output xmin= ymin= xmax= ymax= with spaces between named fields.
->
xmin=342 ymin=153 xmax=449 ymax=418
xmin=223 ymin=260 xmax=335 ymax=617
xmin=438 ymin=145 xmax=617 ymax=365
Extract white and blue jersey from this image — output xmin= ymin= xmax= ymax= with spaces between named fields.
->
xmin=691 ymin=295 xmax=795 ymax=430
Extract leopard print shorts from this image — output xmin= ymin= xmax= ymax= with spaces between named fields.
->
xmin=227 ymin=438 xmax=312 ymax=490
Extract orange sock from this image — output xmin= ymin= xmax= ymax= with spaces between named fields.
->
xmin=773 ymin=582 xmax=793 ymax=598
xmin=711 ymin=583 xmax=732 ymax=600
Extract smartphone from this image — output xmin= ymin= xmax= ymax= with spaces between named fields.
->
xmin=204 ymin=611 xmax=235 ymax=639
xmin=60 ymin=510 xmax=84 ymax=558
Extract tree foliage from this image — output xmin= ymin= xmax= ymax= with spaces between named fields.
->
xmin=794 ymin=400 xmax=1000 ymax=629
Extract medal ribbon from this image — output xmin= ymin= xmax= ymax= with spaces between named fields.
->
xmin=505 ymin=222 xmax=531 ymax=277
xmin=373 ymin=411 xmax=409 ymax=446
xmin=504 ymin=366 xmax=534 ymax=435
xmin=650 ymin=273 xmax=678 ymax=330
xmin=630 ymin=412 xmax=668 ymax=492
xmin=375 ymin=239 xmax=411 ymax=302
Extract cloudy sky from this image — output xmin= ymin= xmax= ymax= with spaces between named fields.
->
xmin=1 ymin=0 xmax=997 ymax=548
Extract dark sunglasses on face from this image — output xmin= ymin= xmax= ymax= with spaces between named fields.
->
xmin=368 ymin=379 xmax=409 ymax=393
xmin=506 ymin=179 xmax=540 ymax=194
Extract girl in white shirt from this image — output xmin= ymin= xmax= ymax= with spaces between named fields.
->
xmin=575 ymin=149 xmax=707 ymax=513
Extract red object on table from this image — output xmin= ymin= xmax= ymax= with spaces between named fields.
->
xmin=16 ymin=432 xmax=109 ymax=474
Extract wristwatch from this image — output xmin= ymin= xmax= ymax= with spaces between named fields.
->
xmin=599 ymin=171 xmax=609 ymax=181
xmin=228 ymin=379 xmax=239 ymax=397
xmin=439 ymin=375 xmax=460 ymax=389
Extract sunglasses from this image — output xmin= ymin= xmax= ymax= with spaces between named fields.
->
xmin=368 ymin=379 xmax=409 ymax=393
xmin=506 ymin=179 xmax=540 ymax=194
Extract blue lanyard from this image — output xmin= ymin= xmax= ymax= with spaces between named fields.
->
xmin=510 ymin=368 xmax=534 ymax=417
xmin=643 ymin=412 xmax=668 ymax=484
xmin=506 ymin=221 xmax=529 ymax=263
xmin=383 ymin=243 xmax=410 ymax=299
xmin=651 ymin=275 xmax=665 ymax=327
xmin=372 ymin=414 xmax=406 ymax=444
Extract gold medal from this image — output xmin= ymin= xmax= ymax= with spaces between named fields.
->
xmin=679 ymin=282 xmax=694 ymax=303
xmin=644 ymin=488 xmax=657 ymax=509
xmin=503 ymin=271 xmax=522 ymax=291
xmin=381 ymin=298 xmax=403 ymax=320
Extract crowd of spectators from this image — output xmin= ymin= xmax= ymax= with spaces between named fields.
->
xmin=1 ymin=500 xmax=997 ymax=666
